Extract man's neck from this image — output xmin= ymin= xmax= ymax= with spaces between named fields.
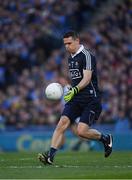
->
xmin=71 ymin=44 xmax=84 ymax=58
xmin=75 ymin=45 xmax=81 ymax=53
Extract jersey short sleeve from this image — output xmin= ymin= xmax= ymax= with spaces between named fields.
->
xmin=82 ymin=49 xmax=95 ymax=71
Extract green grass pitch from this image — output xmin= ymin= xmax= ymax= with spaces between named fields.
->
xmin=0 ymin=151 xmax=132 ymax=179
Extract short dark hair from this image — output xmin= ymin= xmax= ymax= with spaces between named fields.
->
xmin=63 ymin=30 xmax=79 ymax=39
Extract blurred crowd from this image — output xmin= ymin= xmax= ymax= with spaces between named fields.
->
xmin=0 ymin=0 xmax=131 ymax=131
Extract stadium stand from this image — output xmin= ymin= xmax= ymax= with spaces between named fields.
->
xmin=0 ymin=0 xmax=131 ymax=132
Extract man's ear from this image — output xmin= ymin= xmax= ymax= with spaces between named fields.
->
xmin=76 ymin=38 xmax=80 ymax=44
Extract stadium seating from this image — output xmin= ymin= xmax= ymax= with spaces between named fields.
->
xmin=0 ymin=0 xmax=131 ymax=131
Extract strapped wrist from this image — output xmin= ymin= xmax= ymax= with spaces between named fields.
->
xmin=73 ymin=86 xmax=80 ymax=94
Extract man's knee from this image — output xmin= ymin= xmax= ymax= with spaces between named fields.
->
xmin=55 ymin=116 xmax=70 ymax=133
xmin=77 ymin=128 xmax=85 ymax=138
xmin=77 ymin=123 xmax=90 ymax=138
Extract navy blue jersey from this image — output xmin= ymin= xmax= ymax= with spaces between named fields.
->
xmin=68 ymin=45 xmax=101 ymax=102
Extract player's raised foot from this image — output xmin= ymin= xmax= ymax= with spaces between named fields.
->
xmin=104 ymin=134 xmax=113 ymax=158
xmin=38 ymin=152 xmax=53 ymax=165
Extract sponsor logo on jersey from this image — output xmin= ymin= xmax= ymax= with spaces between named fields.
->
xmin=69 ymin=69 xmax=82 ymax=79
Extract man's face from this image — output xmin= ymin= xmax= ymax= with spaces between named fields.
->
xmin=63 ymin=36 xmax=79 ymax=54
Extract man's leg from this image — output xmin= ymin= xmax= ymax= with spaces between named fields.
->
xmin=77 ymin=122 xmax=113 ymax=157
xmin=51 ymin=116 xmax=70 ymax=148
xmin=38 ymin=116 xmax=70 ymax=164
xmin=77 ymin=122 xmax=101 ymax=139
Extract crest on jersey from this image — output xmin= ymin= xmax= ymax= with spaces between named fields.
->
xmin=75 ymin=62 xmax=79 ymax=68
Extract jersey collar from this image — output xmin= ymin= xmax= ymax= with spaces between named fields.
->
xmin=71 ymin=45 xmax=84 ymax=58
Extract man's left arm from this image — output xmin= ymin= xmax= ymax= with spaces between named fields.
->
xmin=77 ymin=69 xmax=92 ymax=90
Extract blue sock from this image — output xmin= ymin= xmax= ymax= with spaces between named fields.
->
xmin=49 ymin=147 xmax=57 ymax=158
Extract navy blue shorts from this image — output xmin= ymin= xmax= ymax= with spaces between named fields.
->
xmin=62 ymin=98 xmax=102 ymax=126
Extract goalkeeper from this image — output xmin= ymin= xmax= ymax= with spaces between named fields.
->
xmin=38 ymin=30 xmax=113 ymax=165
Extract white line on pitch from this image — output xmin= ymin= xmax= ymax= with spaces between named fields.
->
xmin=1 ymin=165 xmax=132 ymax=169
